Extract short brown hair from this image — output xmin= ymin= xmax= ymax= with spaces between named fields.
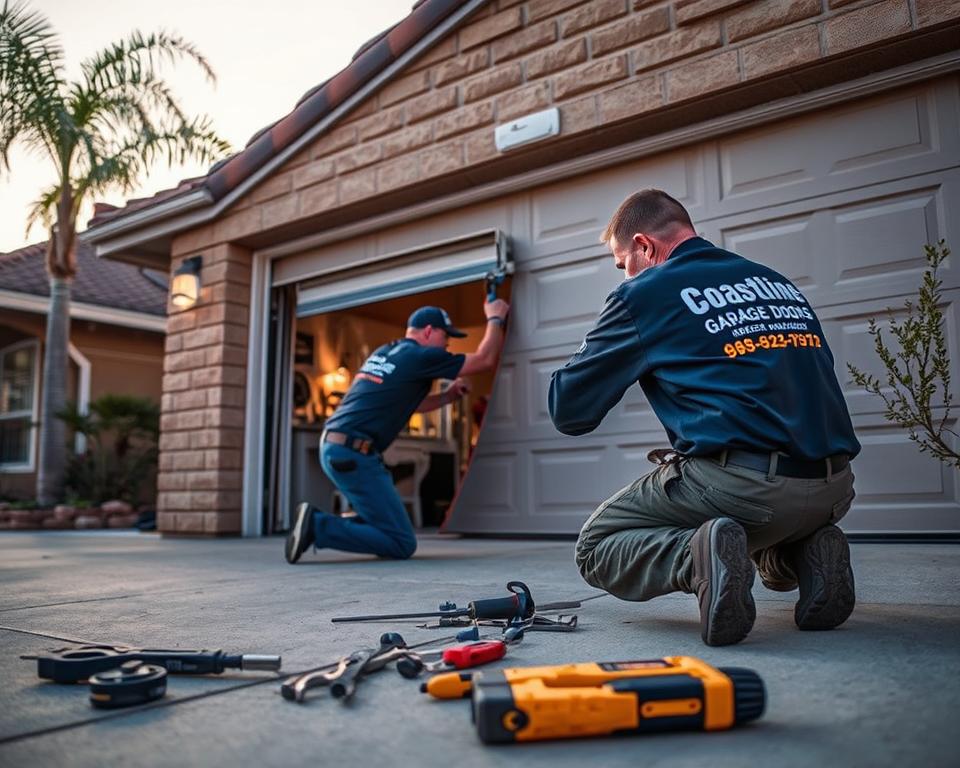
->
xmin=600 ymin=189 xmax=694 ymax=245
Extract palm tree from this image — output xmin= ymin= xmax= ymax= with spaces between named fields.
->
xmin=0 ymin=1 xmax=230 ymax=505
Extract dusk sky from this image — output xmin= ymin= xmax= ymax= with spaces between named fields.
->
xmin=0 ymin=0 xmax=414 ymax=253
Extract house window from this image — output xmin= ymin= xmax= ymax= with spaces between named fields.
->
xmin=0 ymin=340 xmax=39 ymax=470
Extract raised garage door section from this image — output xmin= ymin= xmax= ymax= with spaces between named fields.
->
xmin=446 ymin=77 xmax=960 ymax=536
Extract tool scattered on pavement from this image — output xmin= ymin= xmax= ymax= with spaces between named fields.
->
xmin=425 ymin=656 xmax=766 ymax=743
xmin=21 ymin=644 xmax=282 ymax=684
xmin=397 ymin=640 xmax=507 ymax=679
xmin=88 ymin=661 xmax=168 ymax=709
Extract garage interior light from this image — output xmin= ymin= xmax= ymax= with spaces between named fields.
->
xmin=171 ymin=255 xmax=202 ymax=310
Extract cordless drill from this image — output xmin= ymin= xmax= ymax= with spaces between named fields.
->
xmin=425 ymin=656 xmax=765 ymax=744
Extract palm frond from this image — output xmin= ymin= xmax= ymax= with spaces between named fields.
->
xmin=25 ymin=181 xmax=60 ymax=235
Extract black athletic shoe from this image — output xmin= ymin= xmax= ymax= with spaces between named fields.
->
xmin=285 ymin=502 xmax=316 ymax=564
xmin=793 ymin=524 xmax=855 ymax=630
xmin=690 ymin=518 xmax=756 ymax=647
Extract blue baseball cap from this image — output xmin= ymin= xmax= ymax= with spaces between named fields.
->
xmin=407 ymin=306 xmax=467 ymax=338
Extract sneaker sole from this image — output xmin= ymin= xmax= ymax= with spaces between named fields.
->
xmin=795 ymin=527 xmax=855 ymax=630
xmin=285 ymin=503 xmax=311 ymax=564
xmin=698 ymin=519 xmax=756 ymax=647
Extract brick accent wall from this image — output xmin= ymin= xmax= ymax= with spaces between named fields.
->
xmin=151 ymin=0 xmax=959 ymax=535
xmin=156 ymin=243 xmax=251 ymax=535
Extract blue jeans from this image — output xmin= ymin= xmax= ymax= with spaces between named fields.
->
xmin=317 ymin=442 xmax=417 ymax=559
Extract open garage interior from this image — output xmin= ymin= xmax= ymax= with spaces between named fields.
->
xmin=286 ymin=279 xmax=509 ymax=531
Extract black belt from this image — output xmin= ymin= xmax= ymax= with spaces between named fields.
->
xmin=717 ymin=449 xmax=849 ymax=479
xmin=321 ymin=430 xmax=377 ymax=455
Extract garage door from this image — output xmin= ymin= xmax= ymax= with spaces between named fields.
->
xmin=446 ymin=76 xmax=960 ymax=536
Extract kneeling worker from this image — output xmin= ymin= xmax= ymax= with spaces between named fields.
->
xmin=286 ymin=300 xmax=509 ymax=563
xmin=549 ymin=189 xmax=859 ymax=646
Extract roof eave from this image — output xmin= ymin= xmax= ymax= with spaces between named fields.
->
xmin=82 ymin=0 xmax=488 ymax=264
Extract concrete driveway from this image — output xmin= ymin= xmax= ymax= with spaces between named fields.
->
xmin=0 ymin=531 xmax=957 ymax=767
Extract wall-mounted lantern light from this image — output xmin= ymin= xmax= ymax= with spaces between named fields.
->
xmin=171 ymin=255 xmax=202 ymax=310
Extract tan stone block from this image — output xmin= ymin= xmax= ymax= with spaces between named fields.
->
xmin=206 ymin=387 xmax=246 ymax=408
xmin=171 ymin=227 xmax=216 ymax=258
xmin=175 ymin=512 xmax=206 ymax=532
xmin=677 ymin=0 xmax=753 ymax=24
xmin=666 ymin=50 xmax=740 ymax=103
xmin=191 ymin=366 xmax=246 ymax=388
xmin=598 ymin=75 xmax=663 ymax=124
xmin=915 ymin=0 xmax=960 ymax=25
xmin=162 ymin=371 xmax=191 ymax=393
xmin=463 ymin=63 xmax=524 ymax=103
xmin=310 ymin=125 xmax=357 ymax=159
xmin=293 ymin=159 xmax=335 ymax=190
xmin=525 ymin=38 xmax=588 ymax=79
xmin=379 ymin=70 xmax=432 ymax=107
xmin=591 ymin=7 xmax=672 ymax=55
xmin=554 ymin=54 xmax=628 ymax=100
xmin=164 ymin=334 xmax=183 ymax=354
xmin=407 ymin=87 xmax=459 ymax=123
xmin=409 ymin=36 xmax=457 ymax=72
xmin=433 ymin=49 xmax=491 ymax=87
xmin=190 ymin=428 xmax=243 ymax=450
xmin=435 ymin=101 xmax=496 ymax=140
xmin=206 ymin=345 xmax=248 ymax=367
xmin=159 ymin=491 xmax=192 ymax=511
xmin=261 ymin=195 xmax=299 ymax=231
xmin=528 ymin=0 xmax=583 ymax=23
xmin=492 ymin=20 xmax=558 ymax=63
xmin=204 ymin=407 xmax=247 ymax=429
xmin=465 ymin=127 xmax=499 ymax=165
xmin=381 ymin=123 xmax=434 ymax=159
xmin=203 ymin=260 xmax=252 ymax=288
xmin=173 ymin=389 xmax=207 ymax=411
xmin=172 ymin=410 xmax=207 ymax=430
xmin=212 ymin=207 xmax=262 ymax=243
xmin=460 ymin=7 xmax=523 ymax=50
xmin=561 ymin=0 xmax=628 ymax=36
xmin=632 ymin=20 xmax=722 ymax=73
xmin=340 ymin=98 xmax=377 ymax=123
xmin=204 ymin=448 xmax=244 ymax=470
xmin=249 ymin=172 xmax=294 ymax=204
xmin=164 ymin=349 xmax=206 ymax=373
xmin=496 ymin=82 xmax=552 ymax=122
xmin=377 ymin=154 xmax=421 ymax=193
xmin=356 ymin=107 xmax=406 ymax=142
xmin=181 ymin=325 xmax=224 ymax=350
xmin=633 ymin=0 xmax=662 ymax=6
xmin=558 ymin=94 xmax=599 ymax=135
xmin=186 ymin=470 xmax=221 ymax=490
xmin=156 ymin=511 xmax=177 ymax=532
xmin=159 ymin=431 xmax=190 ymax=452
xmin=172 ymin=450 xmax=206 ymax=473
xmin=726 ymin=0 xmax=822 ymax=43
xmin=335 ymin=142 xmax=383 ymax=175
xmin=419 ymin=139 xmax=466 ymax=179
xmin=157 ymin=472 xmax=187 ymax=491
xmin=741 ymin=24 xmax=821 ymax=79
xmin=299 ymin=179 xmax=339 ymax=218
xmin=167 ymin=312 xmax=197 ymax=334
xmin=823 ymin=0 xmax=911 ymax=53
xmin=339 ymin=167 xmax=378 ymax=205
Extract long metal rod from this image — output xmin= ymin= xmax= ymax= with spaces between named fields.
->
xmin=331 ymin=609 xmax=467 ymax=623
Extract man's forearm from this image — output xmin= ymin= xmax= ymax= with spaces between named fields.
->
xmin=415 ymin=390 xmax=453 ymax=414
xmin=474 ymin=320 xmax=505 ymax=367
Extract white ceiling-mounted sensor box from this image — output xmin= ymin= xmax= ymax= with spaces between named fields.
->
xmin=494 ymin=107 xmax=560 ymax=152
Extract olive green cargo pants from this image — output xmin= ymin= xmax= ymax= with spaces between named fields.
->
xmin=575 ymin=454 xmax=856 ymax=601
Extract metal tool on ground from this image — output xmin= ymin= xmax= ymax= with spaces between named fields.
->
xmin=281 ymin=632 xmax=410 ymax=703
xmin=397 ymin=640 xmax=506 ymax=679
xmin=426 ymin=656 xmax=766 ymax=744
xmin=88 ymin=661 xmax=167 ymax=709
xmin=331 ymin=581 xmax=538 ymax=625
xmin=422 ymin=613 xmax=578 ymax=633
xmin=22 ymin=644 xmax=282 ymax=684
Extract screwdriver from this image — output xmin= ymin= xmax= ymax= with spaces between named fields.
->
xmin=398 ymin=641 xmax=506 ymax=678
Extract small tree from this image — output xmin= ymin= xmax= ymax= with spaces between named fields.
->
xmin=848 ymin=240 xmax=958 ymax=469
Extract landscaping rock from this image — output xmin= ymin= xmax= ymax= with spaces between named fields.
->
xmin=74 ymin=515 xmax=103 ymax=529
xmin=43 ymin=517 xmax=74 ymax=529
xmin=5 ymin=520 xmax=34 ymax=529
xmin=53 ymin=505 xmax=77 ymax=521
xmin=107 ymin=513 xmax=140 ymax=528
xmin=8 ymin=510 xmax=35 ymax=524
xmin=102 ymin=500 xmax=134 ymax=516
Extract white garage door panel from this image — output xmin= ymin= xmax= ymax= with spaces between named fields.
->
xmin=529 ymin=149 xmax=707 ymax=259
xmin=712 ymin=82 xmax=959 ymax=216
xmin=444 ymin=76 xmax=960 ymax=535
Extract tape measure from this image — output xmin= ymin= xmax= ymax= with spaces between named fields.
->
xmin=88 ymin=660 xmax=167 ymax=709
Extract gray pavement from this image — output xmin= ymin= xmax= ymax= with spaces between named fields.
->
xmin=0 ymin=530 xmax=957 ymax=768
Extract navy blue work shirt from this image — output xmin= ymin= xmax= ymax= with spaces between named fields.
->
xmin=324 ymin=338 xmax=465 ymax=453
xmin=548 ymin=237 xmax=860 ymax=461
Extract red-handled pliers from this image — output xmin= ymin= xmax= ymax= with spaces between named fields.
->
xmin=397 ymin=641 xmax=505 ymax=678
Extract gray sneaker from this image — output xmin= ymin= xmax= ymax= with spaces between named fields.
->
xmin=285 ymin=502 xmax=316 ymax=564
xmin=690 ymin=518 xmax=756 ymax=646
xmin=793 ymin=525 xmax=855 ymax=630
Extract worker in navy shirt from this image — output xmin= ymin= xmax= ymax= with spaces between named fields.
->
xmin=549 ymin=189 xmax=859 ymax=646
xmin=286 ymin=301 xmax=509 ymax=562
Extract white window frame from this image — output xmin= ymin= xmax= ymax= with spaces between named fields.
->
xmin=0 ymin=338 xmax=41 ymax=472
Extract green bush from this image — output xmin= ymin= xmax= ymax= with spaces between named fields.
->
xmin=57 ymin=394 xmax=160 ymax=505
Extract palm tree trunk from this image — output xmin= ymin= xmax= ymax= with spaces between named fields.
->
xmin=36 ymin=274 xmax=72 ymax=506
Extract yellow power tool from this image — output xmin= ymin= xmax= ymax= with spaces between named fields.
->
xmin=424 ymin=656 xmax=765 ymax=743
